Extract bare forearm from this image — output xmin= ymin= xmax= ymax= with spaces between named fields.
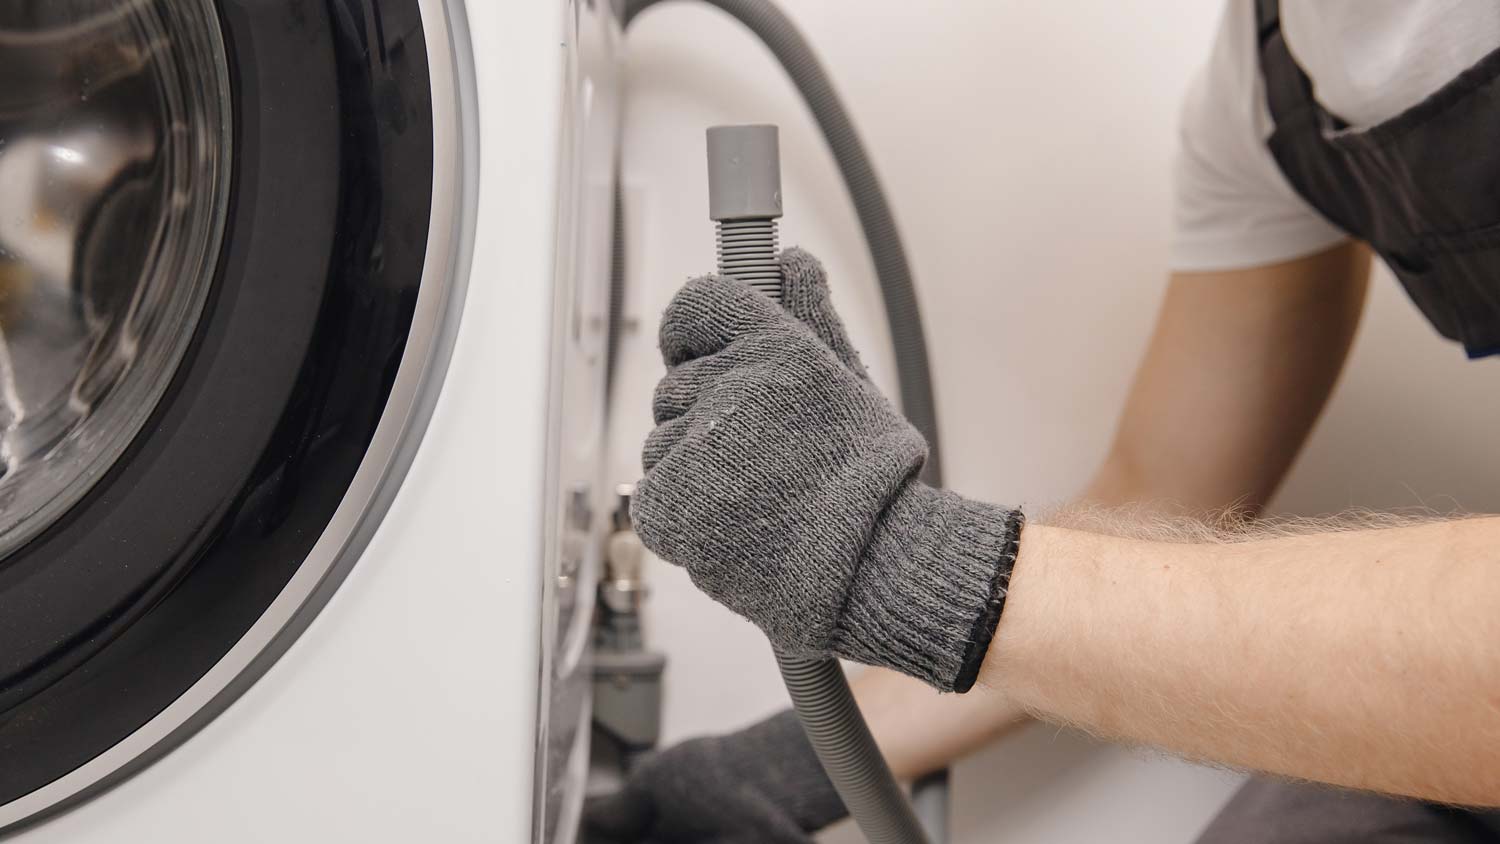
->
xmin=862 ymin=251 xmax=1381 ymax=787
xmin=986 ymin=517 xmax=1500 ymax=806
xmin=850 ymin=473 xmax=1174 ymax=779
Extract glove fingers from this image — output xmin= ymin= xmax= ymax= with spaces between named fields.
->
xmin=778 ymin=248 xmax=868 ymax=379
xmin=659 ymin=275 xmax=783 ymax=367
xmin=640 ymin=413 xmax=693 ymax=473
xmin=652 ymin=353 xmax=736 ymax=424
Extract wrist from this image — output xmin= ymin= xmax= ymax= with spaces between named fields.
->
xmin=830 ymin=483 xmax=1023 ymax=692
xmin=978 ymin=524 xmax=1157 ymax=729
xmin=976 ymin=523 xmax=1069 ymax=714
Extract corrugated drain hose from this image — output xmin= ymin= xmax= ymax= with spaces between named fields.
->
xmin=620 ymin=3 xmax=948 ymax=843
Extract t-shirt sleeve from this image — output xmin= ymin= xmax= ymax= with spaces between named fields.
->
xmin=1170 ymin=0 xmax=1348 ymax=273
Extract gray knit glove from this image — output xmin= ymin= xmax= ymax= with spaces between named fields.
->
xmin=633 ymin=249 xmax=1023 ymax=692
xmin=583 ymin=710 xmax=844 ymax=844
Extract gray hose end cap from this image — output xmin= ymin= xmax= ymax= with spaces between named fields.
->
xmin=706 ymin=124 xmax=782 ymax=221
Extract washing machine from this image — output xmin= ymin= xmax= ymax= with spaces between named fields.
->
xmin=0 ymin=0 xmax=620 ymax=840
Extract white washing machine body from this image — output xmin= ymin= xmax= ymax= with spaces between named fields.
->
xmin=0 ymin=1 xmax=620 ymax=841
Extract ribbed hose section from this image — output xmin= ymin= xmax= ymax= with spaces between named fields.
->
xmin=624 ymin=0 xmax=943 ymax=488
xmin=716 ymin=219 xmax=782 ymax=303
xmin=776 ymin=652 xmax=929 ymax=844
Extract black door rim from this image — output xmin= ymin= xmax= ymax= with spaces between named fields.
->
xmin=0 ymin=0 xmax=473 ymax=831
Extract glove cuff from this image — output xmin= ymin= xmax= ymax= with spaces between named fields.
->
xmin=830 ymin=484 xmax=1023 ymax=692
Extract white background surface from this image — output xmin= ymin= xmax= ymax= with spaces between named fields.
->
xmin=608 ymin=2 xmax=1500 ymax=843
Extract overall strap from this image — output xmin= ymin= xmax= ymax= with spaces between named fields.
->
xmin=1253 ymin=0 xmax=1278 ymax=38
xmin=1254 ymin=0 xmax=1320 ymax=129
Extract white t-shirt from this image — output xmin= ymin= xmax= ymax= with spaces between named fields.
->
xmin=1170 ymin=0 xmax=1500 ymax=272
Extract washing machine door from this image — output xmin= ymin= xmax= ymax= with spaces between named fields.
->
xmin=0 ymin=0 xmax=465 ymax=829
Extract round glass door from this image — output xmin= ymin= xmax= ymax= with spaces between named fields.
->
xmin=0 ymin=0 xmax=231 ymax=557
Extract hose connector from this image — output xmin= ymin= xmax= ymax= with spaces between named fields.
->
xmin=706 ymin=124 xmax=783 ymax=302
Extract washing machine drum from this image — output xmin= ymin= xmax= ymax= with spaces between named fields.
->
xmin=0 ymin=0 xmax=447 ymax=827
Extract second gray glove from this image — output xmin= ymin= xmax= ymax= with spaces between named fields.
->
xmin=633 ymin=249 xmax=1023 ymax=692
xmin=583 ymin=709 xmax=843 ymax=844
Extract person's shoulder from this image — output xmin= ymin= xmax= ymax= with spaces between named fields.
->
xmin=1171 ymin=0 xmax=1347 ymax=273
xmin=1179 ymin=0 xmax=1264 ymax=152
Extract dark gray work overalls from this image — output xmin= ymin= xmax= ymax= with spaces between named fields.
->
xmin=1257 ymin=0 xmax=1500 ymax=358
xmin=1196 ymin=1 xmax=1500 ymax=842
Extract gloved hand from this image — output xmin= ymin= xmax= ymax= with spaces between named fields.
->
xmin=583 ymin=710 xmax=845 ymax=844
xmin=633 ymin=249 xmax=1023 ymax=693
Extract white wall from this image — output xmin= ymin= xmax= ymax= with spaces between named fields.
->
xmin=605 ymin=3 xmax=1500 ymax=843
